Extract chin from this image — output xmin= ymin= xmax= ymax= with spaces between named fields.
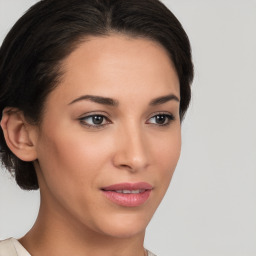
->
xmin=101 ymin=224 xmax=146 ymax=239
xmin=92 ymin=211 xmax=151 ymax=239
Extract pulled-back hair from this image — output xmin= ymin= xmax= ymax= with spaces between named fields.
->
xmin=0 ymin=0 xmax=193 ymax=190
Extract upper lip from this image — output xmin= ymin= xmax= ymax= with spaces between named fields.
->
xmin=102 ymin=182 xmax=153 ymax=191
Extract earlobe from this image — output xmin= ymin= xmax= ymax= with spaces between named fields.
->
xmin=1 ymin=108 xmax=38 ymax=161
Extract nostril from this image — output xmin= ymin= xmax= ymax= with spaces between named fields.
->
xmin=120 ymin=164 xmax=132 ymax=168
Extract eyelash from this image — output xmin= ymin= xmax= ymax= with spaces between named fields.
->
xmin=78 ymin=112 xmax=175 ymax=129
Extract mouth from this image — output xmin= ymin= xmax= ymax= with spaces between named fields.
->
xmin=113 ymin=189 xmax=147 ymax=194
xmin=101 ymin=182 xmax=153 ymax=207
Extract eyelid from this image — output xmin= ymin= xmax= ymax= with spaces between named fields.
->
xmin=77 ymin=111 xmax=111 ymax=119
xmin=146 ymin=111 xmax=175 ymax=120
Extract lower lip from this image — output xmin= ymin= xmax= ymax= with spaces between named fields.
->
xmin=102 ymin=190 xmax=151 ymax=207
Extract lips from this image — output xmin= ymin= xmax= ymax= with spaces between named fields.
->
xmin=101 ymin=182 xmax=152 ymax=207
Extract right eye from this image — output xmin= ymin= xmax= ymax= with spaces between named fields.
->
xmin=79 ymin=115 xmax=111 ymax=128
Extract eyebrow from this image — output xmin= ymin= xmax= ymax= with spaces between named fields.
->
xmin=149 ymin=94 xmax=180 ymax=106
xmin=68 ymin=93 xmax=179 ymax=107
xmin=68 ymin=95 xmax=118 ymax=106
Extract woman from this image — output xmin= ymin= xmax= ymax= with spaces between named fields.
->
xmin=0 ymin=0 xmax=193 ymax=255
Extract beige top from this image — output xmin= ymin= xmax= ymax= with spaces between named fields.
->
xmin=0 ymin=238 xmax=157 ymax=256
xmin=0 ymin=238 xmax=31 ymax=256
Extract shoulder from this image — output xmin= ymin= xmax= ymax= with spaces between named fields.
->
xmin=0 ymin=238 xmax=17 ymax=256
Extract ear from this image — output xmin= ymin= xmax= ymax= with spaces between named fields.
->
xmin=1 ymin=108 xmax=38 ymax=161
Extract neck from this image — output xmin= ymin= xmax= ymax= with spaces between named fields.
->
xmin=19 ymin=195 xmax=146 ymax=256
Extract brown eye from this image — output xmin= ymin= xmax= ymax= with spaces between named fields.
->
xmin=147 ymin=114 xmax=174 ymax=126
xmin=79 ymin=115 xmax=110 ymax=127
xmin=155 ymin=115 xmax=167 ymax=124
xmin=92 ymin=115 xmax=104 ymax=125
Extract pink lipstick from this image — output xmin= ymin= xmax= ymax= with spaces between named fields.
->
xmin=101 ymin=182 xmax=152 ymax=207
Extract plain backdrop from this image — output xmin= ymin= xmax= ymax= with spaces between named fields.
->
xmin=0 ymin=1 xmax=256 ymax=256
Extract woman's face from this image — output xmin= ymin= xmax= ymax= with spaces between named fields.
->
xmin=34 ymin=35 xmax=181 ymax=238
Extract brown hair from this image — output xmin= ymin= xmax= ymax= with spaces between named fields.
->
xmin=0 ymin=0 xmax=193 ymax=190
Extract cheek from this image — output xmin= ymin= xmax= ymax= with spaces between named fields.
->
xmin=151 ymin=128 xmax=181 ymax=187
xmin=35 ymin=121 xmax=118 ymax=205
xmin=35 ymin=129 xmax=112 ymax=225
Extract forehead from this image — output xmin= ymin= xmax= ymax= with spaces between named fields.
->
xmin=48 ymin=35 xmax=180 ymax=106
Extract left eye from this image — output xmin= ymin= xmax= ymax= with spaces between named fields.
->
xmin=147 ymin=114 xmax=174 ymax=126
xmin=79 ymin=115 xmax=109 ymax=127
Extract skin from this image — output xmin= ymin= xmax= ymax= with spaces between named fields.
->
xmin=2 ymin=35 xmax=181 ymax=256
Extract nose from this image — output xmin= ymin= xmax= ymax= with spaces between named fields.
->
xmin=112 ymin=123 xmax=150 ymax=173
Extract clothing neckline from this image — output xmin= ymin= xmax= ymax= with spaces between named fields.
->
xmin=10 ymin=238 xmax=31 ymax=256
xmin=6 ymin=238 xmax=156 ymax=256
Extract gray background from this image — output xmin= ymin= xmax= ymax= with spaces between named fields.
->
xmin=0 ymin=1 xmax=256 ymax=255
